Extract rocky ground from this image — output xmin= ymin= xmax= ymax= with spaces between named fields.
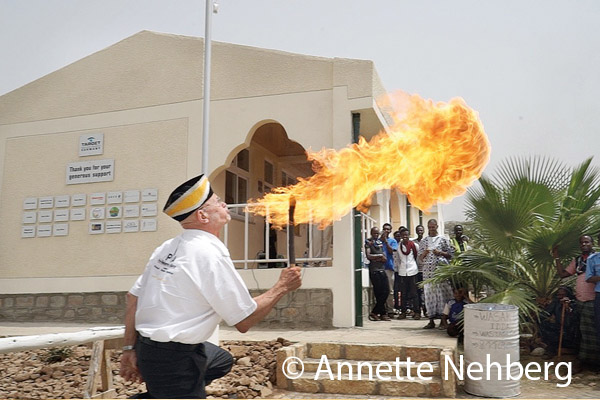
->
xmin=0 ymin=339 xmax=290 ymax=399
xmin=2 ymin=338 xmax=600 ymax=399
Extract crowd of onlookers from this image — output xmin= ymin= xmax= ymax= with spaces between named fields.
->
xmin=550 ymin=234 xmax=600 ymax=369
xmin=365 ymin=221 xmax=600 ymax=369
xmin=364 ymin=219 xmax=467 ymax=330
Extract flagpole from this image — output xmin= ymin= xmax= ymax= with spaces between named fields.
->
xmin=201 ymin=0 xmax=216 ymax=174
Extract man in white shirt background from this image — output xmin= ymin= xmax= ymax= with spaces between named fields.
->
xmin=394 ymin=227 xmax=421 ymax=320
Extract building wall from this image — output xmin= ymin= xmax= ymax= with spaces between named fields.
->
xmin=0 ymin=31 xmax=446 ymax=328
xmin=0 ymin=118 xmax=188 ymax=279
xmin=0 ymin=31 xmax=389 ymax=328
xmin=0 ymin=102 xmax=197 ymax=294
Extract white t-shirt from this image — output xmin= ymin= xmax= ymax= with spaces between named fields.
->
xmin=130 ymin=229 xmax=257 ymax=344
xmin=394 ymin=241 xmax=419 ymax=276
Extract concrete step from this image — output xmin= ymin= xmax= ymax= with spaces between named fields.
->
xmin=289 ymin=373 xmax=445 ymax=397
xmin=303 ymin=357 xmax=440 ymax=377
xmin=306 ymin=342 xmax=442 ymax=362
xmin=276 ymin=342 xmax=457 ymax=397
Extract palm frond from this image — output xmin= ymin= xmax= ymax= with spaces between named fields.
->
xmin=479 ymin=284 xmax=542 ymax=323
xmin=492 ymin=156 xmax=568 ymax=191
xmin=443 ymin=155 xmax=598 ymax=337
xmin=562 ymin=157 xmax=600 ymax=217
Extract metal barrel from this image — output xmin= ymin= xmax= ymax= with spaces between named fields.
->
xmin=463 ymin=303 xmax=520 ymax=398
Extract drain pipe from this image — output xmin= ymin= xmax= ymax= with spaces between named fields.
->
xmin=352 ymin=113 xmax=363 ymax=327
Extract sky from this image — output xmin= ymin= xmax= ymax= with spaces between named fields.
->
xmin=1 ymin=0 xmax=599 ymax=221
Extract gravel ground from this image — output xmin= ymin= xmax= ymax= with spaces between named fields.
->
xmin=2 ymin=339 xmax=600 ymax=399
xmin=0 ymin=339 xmax=289 ymax=399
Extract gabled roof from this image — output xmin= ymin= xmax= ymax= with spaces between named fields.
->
xmin=0 ymin=31 xmax=386 ymax=125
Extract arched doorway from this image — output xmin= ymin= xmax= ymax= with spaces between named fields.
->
xmin=215 ymin=122 xmax=329 ymax=268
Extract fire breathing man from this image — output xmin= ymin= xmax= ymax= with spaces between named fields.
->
xmin=119 ymin=174 xmax=302 ymax=398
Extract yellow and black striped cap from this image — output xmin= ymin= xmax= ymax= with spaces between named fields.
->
xmin=163 ymin=174 xmax=214 ymax=221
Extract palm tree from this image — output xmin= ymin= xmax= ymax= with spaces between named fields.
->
xmin=427 ymin=156 xmax=600 ymax=328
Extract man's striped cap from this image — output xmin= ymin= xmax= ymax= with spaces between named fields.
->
xmin=163 ymin=174 xmax=214 ymax=221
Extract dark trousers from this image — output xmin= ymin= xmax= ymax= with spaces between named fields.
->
xmin=370 ymin=270 xmax=390 ymax=316
xmin=392 ymin=272 xmax=400 ymax=310
xmin=134 ymin=335 xmax=233 ymax=399
xmin=595 ymin=293 xmax=600 ymax=343
xmin=397 ymin=274 xmax=420 ymax=313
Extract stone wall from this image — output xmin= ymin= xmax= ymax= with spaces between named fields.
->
xmin=249 ymin=289 xmax=333 ymax=329
xmin=0 ymin=289 xmax=334 ymax=328
xmin=0 ymin=292 xmax=126 ymax=324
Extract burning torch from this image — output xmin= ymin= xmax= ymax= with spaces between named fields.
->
xmin=288 ymin=196 xmax=296 ymax=267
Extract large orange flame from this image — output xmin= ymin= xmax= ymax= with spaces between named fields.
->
xmin=247 ymin=92 xmax=491 ymax=229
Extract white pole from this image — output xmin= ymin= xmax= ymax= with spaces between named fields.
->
xmin=0 ymin=327 xmax=124 ymax=354
xmin=201 ymin=0 xmax=214 ymax=174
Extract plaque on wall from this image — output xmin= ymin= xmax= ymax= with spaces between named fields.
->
xmin=72 ymin=194 xmax=87 ymax=207
xmin=142 ymin=189 xmax=158 ymax=202
xmin=123 ymin=220 xmax=139 ymax=233
xmin=37 ymin=224 xmax=52 ymax=237
xmin=107 ymin=191 xmax=123 ymax=204
xmin=79 ymin=133 xmax=104 ymax=156
xmin=89 ymin=222 xmax=105 ymax=234
xmin=90 ymin=207 xmax=105 ymax=220
xmin=70 ymin=208 xmax=86 ymax=221
xmin=107 ymin=206 xmax=122 ymax=218
xmin=124 ymin=190 xmax=140 ymax=203
xmin=66 ymin=159 xmax=114 ymax=185
xmin=39 ymin=197 xmax=54 ymax=209
xmin=21 ymin=226 xmax=36 ymax=238
xmin=54 ymin=209 xmax=69 ymax=222
xmin=141 ymin=219 xmax=157 ymax=232
xmin=23 ymin=197 xmax=38 ymax=210
xmin=106 ymin=220 xmax=122 ymax=234
xmin=55 ymin=195 xmax=70 ymax=208
xmin=141 ymin=203 xmax=157 ymax=217
xmin=38 ymin=210 xmax=53 ymax=223
xmin=124 ymin=205 xmax=140 ymax=218
xmin=90 ymin=193 xmax=106 ymax=205
xmin=22 ymin=212 xmax=37 ymax=224
xmin=53 ymin=223 xmax=69 ymax=236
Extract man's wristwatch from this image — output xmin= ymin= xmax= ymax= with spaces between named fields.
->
xmin=122 ymin=345 xmax=135 ymax=351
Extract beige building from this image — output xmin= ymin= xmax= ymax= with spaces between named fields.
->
xmin=0 ymin=31 xmax=442 ymax=327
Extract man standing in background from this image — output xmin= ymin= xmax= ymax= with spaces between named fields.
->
xmin=381 ymin=223 xmax=398 ymax=317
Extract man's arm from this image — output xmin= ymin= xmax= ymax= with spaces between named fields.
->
xmin=381 ymin=234 xmax=394 ymax=254
xmin=552 ymin=246 xmax=572 ymax=278
xmin=235 ymin=266 xmax=302 ymax=333
xmin=119 ymin=293 xmax=143 ymax=383
xmin=365 ymin=243 xmax=378 ymax=261
xmin=418 ymin=241 xmax=429 ymax=263
xmin=433 ymin=239 xmax=453 ymax=260
xmin=586 ymin=257 xmax=600 ymax=283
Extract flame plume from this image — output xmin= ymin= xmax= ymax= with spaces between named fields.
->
xmin=246 ymin=92 xmax=491 ymax=229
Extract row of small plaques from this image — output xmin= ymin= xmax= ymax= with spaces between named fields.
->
xmin=23 ymin=189 xmax=158 ymax=210
xmin=22 ymin=204 xmax=157 ymax=224
xmin=21 ymin=219 xmax=157 ymax=238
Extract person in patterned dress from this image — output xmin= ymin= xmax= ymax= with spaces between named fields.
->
xmin=418 ymin=219 xmax=454 ymax=329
